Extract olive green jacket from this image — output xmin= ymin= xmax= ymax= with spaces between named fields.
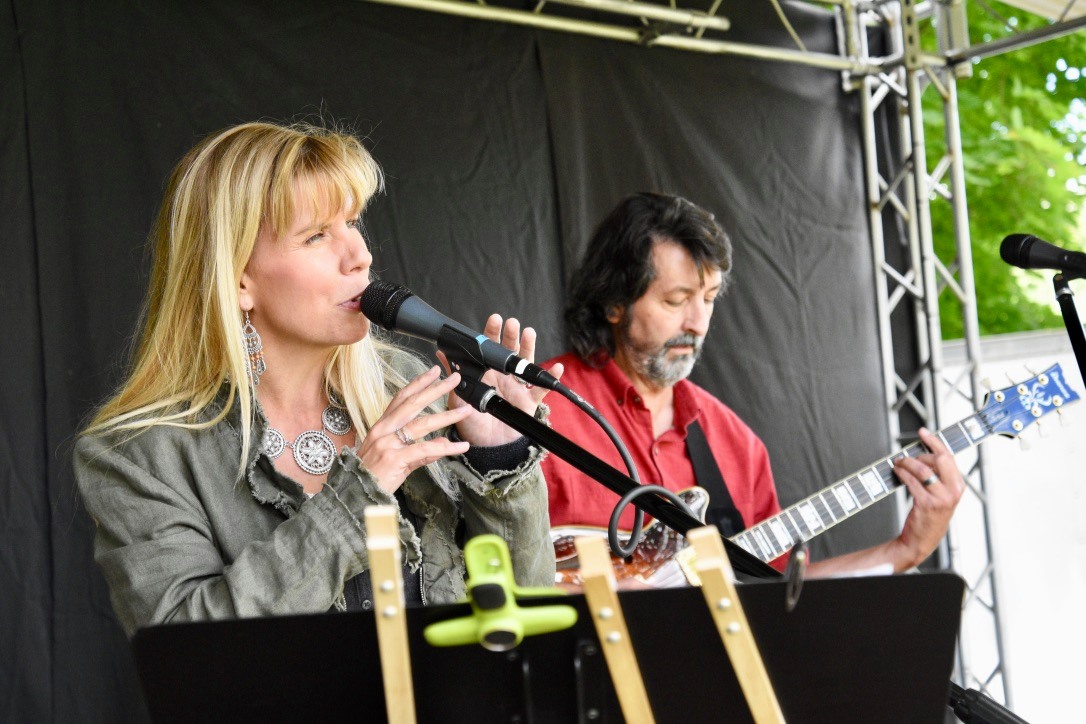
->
xmin=75 ymin=393 xmax=555 ymax=638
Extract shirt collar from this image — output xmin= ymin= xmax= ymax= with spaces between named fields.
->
xmin=598 ymin=356 xmax=702 ymax=431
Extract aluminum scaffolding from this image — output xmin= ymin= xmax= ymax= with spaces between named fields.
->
xmin=848 ymin=0 xmax=1011 ymax=705
xmin=360 ymin=0 xmax=1086 ymax=708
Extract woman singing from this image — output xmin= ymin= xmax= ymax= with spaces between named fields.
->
xmin=75 ymin=121 xmax=559 ymax=637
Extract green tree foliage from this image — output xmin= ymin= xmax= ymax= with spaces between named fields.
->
xmin=922 ymin=2 xmax=1086 ymax=338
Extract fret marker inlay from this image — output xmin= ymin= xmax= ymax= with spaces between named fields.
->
xmin=769 ymin=519 xmax=793 ymax=549
xmin=832 ymin=484 xmax=858 ymax=512
xmin=798 ymin=503 xmax=823 ymax=531
xmin=859 ymin=469 xmax=885 ymax=497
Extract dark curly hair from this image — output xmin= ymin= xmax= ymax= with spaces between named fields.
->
xmin=564 ymin=192 xmax=732 ymax=364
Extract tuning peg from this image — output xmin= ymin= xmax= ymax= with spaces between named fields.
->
xmin=1005 ymin=372 xmax=1018 ymax=386
xmin=1019 ymin=435 xmax=1032 ymax=451
xmin=1023 ymin=364 xmax=1038 ymax=377
xmin=980 ymin=377 xmax=993 ymax=392
xmin=1035 ymin=421 xmax=1047 ymax=438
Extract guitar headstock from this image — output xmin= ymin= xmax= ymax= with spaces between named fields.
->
xmin=978 ymin=364 xmax=1080 ymax=438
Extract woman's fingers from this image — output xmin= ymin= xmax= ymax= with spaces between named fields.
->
xmin=384 ymin=365 xmax=442 ymax=415
xmin=482 ymin=313 xmax=528 ymax=356
xmin=501 ymin=317 xmax=521 ymax=352
xmin=382 ymin=368 xmax=460 ymax=427
xmin=402 ymin=437 xmax=470 ymax=467
xmin=397 ymin=405 xmax=473 ymax=444
xmin=483 ymin=314 xmax=504 ymax=343
xmin=434 ymin=350 xmax=452 ymax=377
xmin=361 ymin=407 xmax=471 ymax=492
xmin=519 ymin=325 xmax=537 ymax=363
xmin=362 ymin=434 xmax=469 ymax=493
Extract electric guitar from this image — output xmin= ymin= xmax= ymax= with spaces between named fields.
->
xmin=552 ymin=364 xmax=1080 ymax=586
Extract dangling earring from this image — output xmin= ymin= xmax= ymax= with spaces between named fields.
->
xmin=242 ymin=312 xmax=266 ymax=385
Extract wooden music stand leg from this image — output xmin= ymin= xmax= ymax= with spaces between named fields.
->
xmin=574 ymin=536 xmax=655 ymax=724
xmin=364 ymin=506 xmax=417 ymax=724
xmin=688 ymin=526 xmax=785 ymax=724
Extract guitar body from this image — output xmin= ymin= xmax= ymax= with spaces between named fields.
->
xmin=551 ymin=488 xmax=709 ymax=588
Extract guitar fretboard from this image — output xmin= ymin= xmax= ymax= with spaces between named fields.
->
xmin=730 ymin=414 xmax=992 ymax=564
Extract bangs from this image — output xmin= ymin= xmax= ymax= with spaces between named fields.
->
xmin=264 ymin=130 xmax=383 ymax=236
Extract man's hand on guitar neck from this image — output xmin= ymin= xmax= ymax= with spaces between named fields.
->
xmin=888 ymin=426 xmax=967 ymax=570
xmin=806 ymin=427 xmax=966 ymax=578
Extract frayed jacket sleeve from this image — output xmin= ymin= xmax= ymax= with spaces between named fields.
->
xmin=385 ymin=348 xmax=555 ymax=589
xmin=441 ymin=405 xmax=556 ymax=589
xmin=73 ymin=431 xmax=386 ymax=637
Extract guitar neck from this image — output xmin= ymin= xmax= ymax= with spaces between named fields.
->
xmin=730 ymin=414 xmax=994 ymax=564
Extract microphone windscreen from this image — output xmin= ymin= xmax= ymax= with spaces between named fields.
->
xmin=999 ymin=234 xmax=1035 ymax=268
xmin=360 ymin=281 xmax=414 ymax=329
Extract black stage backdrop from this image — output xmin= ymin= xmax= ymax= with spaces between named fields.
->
xmin=2 ymin=0 xmax=902 ymax=719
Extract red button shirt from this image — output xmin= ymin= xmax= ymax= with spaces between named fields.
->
xmin=542 ymin=352 xmax=781 ymax=534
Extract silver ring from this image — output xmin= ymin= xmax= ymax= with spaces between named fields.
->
xmin=513 ymin=377 xmax=533 ymax=389
xmin=921 ymin=473 xmax=939 ymax=487
xmin=395 ymin=427 xmax=415 ymax=445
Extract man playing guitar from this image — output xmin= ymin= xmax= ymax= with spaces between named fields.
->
xmin=541 ymin=192 xmax=965 ymax=579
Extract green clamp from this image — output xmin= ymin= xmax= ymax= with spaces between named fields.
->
xmin=424 ymin=534 xmax=577 ymax=651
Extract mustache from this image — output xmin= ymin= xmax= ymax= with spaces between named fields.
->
xmin=664 ymin=333 xmax=703 ymax=351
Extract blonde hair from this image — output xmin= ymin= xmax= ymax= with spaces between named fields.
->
xmin=85 ymin=121 xmax=431 ymax=484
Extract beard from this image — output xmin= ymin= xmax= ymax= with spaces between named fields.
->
xmin=620 ymin=331 xmax=704 ymax=389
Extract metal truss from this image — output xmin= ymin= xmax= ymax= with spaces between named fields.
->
xmin=846 ymin=0 xmax=1011 ymax=707
xmin=846 ymin=1 xmax=1084 ymax=707
xmin=360 ymin=0 xmax=1086 ymax=708
xmin=363 ymin=0 xmax=886 ymax=72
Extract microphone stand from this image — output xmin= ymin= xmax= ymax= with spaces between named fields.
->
xmin=1053 ymin=272 xmax=1086 ymax=386
xmin=437 ymin=326 xmax=780 ymax=580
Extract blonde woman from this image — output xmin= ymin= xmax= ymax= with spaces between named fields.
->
xmin=75 ymin=121 xmax=560 ymax=637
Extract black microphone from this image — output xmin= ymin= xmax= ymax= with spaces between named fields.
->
xmin=359 ymin=281 xmax=560 ymax=390
xmin=1000 ymin=233 xmax=1086 ymax=276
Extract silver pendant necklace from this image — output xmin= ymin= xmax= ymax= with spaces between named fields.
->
xmin=263 ymin=403 xmax=353 ymax=476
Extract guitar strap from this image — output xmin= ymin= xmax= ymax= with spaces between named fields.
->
xmin=686 ymin=420 xmax=746 ymax=537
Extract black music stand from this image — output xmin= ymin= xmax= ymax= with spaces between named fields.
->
xmin=133 ymin=572 xmax=964 ymax=722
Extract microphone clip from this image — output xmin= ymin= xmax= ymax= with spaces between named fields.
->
xmin=437 ymin=325 xmax=498 ymax=411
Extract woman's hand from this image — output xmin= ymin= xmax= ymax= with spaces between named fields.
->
xmin=357 ymin=366 xmax=473 ymax=493
xmin=444 ymin=314 xmax=564 ymax=448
